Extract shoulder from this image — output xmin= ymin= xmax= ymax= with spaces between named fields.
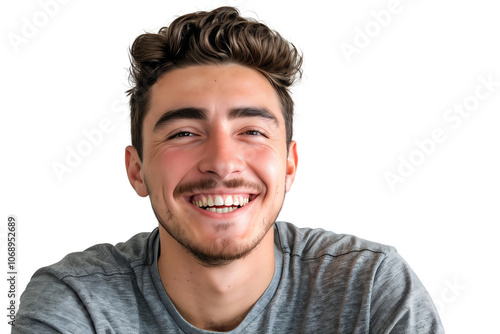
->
xmin=274 ymin=222 xmax=444 ymax=332
xmin=274 ymin=221 xmax=395 ymax=261
xmin=35 ymin=228 xmax=157 ymax=280
xmin=15 ymin=229 xmax=159 ymax=332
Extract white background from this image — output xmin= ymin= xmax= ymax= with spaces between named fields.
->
xmin=2 ymin=0 xmax=499 ymax=332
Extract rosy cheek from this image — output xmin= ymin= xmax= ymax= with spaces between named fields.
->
xmin=159 ymin=149 xmax=196 ymax=179
xmin=246 ymin=148 xmax=284 ymax=186
xmin=146 ymin=149 xmax=197 ymax=205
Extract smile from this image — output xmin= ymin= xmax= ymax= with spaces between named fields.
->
xmin=190 ymin=194 xmax=253 ymax=213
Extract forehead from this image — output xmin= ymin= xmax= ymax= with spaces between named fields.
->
xmin=147 ymin=64 xmax=283 ymax=123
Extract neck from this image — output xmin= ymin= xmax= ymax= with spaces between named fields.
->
xmin=157 ymin=227 xmax=275 ymax=331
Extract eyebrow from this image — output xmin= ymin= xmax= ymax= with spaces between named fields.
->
xmin=153 ymin=106 xmax=279 ymax=132
xmin=153 ymin=107 xmax=208 ymax=132
xmin=228 ymin=107 xmax=279 ymax=126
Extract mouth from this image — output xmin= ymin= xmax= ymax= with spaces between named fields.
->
xmin=189 ymin=194 xmax=256 ymax=213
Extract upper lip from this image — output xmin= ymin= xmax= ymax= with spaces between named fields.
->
xmin=188 ymin=190 xmax=257 ymax=196
xmin=186 ymin=190 xmax=259 ymax=202
xmin=184 ymin=187 xmax=260 ymax=196
xmin=175 ymin=178 xmax=265 ymax=200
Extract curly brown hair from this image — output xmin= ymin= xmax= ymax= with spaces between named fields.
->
xmin=127 ymin=6 xmax=303 ymax=160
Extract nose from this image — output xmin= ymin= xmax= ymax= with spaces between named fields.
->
xmin=198 ymin=130 xmax=245 ymax=179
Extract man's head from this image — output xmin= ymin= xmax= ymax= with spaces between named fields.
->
xmin=127 ymin=6 xmax=302 ymax=160
xmin=125 ymin=7 xmax=302 ymax=266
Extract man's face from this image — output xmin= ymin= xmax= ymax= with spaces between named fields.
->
xmin=126 ymin=64 xmax=297 ymax=265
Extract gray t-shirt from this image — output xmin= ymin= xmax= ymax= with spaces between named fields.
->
xmin=14 ymin=222 xmax=444 ymax=333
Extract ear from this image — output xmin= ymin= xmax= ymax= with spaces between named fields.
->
xmin=285 ymin=140 xmax=298 ymax=193
xmin=125 ymin=145 xmax=149 ymax=197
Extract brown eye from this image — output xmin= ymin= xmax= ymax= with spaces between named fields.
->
xmin=168 ymin=131 xmax=193 ymax=140
xmin=245 ymin=130 xmax=262 ymax=136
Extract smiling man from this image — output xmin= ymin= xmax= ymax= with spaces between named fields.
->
xmin=130 ymin=64 xmax=294 ymax=272
xmin=14 ymin=6 xmax=444 ymax=333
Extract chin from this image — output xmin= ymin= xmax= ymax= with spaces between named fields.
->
xmin=175 ymin=218 xmax=273 ymax=267
xmin=183 ymin=236 xmax=260 ymax=267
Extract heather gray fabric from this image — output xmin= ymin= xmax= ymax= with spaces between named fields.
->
xmin=14 ymin=222 xmax=444 ymax=333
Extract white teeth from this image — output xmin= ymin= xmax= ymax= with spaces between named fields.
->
xmin=206 ymin=206 xmax=240 ymax=213
xmin=194 ymin=194 xmax=253 ymax=212
xmin=214 ymin=195 xmax=224 ymax=206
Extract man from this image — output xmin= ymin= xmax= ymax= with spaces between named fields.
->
xmin=15 ymin=6 xmax=444 ymax=333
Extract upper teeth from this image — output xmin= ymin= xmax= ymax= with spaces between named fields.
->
xmin=191 ymin=194 xmax=250 ymax=210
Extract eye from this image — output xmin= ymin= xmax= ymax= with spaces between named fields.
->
xmin=168 ymin=131 xmax=194 ymax=140
xmin=244 ymin=130 xmax=263 ymax=136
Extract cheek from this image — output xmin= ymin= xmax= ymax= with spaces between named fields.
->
xmin=249 ymin=148 xmax=286 ymax=188
xmin=150 ymin=149 xmax=197 ymax=192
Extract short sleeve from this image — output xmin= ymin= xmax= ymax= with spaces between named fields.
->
xmin=13 ymin=271 xmax=95 ymax=334
xmin=369 ymin=250 xmax=445 ymax=334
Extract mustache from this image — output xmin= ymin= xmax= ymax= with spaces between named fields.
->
xmin=173 ymin=178 xmax=264 ymax=198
